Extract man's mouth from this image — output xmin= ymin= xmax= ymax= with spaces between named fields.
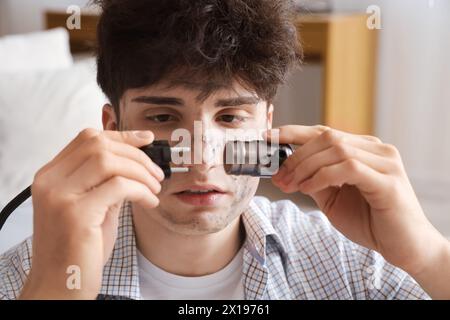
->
xmin=178 ymin=189 xmax=220 ymax=194
xmin=174 ymin=185 xmax=227 ymax=206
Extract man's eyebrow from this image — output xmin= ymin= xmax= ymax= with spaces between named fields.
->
xmin=131 ymin=95 xmax=261 ymax=107
xmin=132 ymin=96 xmax=185 ymax=106
xmin=215 ymin=96 xmax=261 ymax=107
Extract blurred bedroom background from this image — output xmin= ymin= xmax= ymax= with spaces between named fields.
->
xmin=0 ymin=0 xmax=449 ymax=253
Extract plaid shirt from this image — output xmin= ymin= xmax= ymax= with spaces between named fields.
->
xmin=0 ymin=196 xmax=429 ymax=300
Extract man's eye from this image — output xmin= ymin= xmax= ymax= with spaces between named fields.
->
xmin=145 ymin=114 xmax=177 ymax=123
xmin=217 ymin=114 xmax=246 ymax=124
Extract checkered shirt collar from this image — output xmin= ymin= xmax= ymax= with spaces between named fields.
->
xmin=98 ymin=199 xmax=287 ymax=300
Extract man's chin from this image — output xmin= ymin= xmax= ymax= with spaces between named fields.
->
xmin=157 ymin=198 xmax=237 ymax=235
xmin=159 ymin=211 xmax=232 ymax=235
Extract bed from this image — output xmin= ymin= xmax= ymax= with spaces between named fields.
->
xmin=0 ymin=27 xmax=105 ymax=253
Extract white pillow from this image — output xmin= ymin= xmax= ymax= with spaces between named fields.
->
xmin=0 ymin=28 xmax=73 ymax=72
xmin=0 ymin=58 xmax=105 ymax=208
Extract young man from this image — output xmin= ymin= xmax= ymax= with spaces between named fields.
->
xmin=1 ymin=0 xmax=449 ymax=300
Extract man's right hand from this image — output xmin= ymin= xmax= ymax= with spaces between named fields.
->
xmin=19 ymin=129 xmax=164 ymax=299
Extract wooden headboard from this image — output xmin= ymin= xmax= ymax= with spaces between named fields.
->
xmin=46 ymin=11 xmax=99 ymax=53
xmin=45 ymin=10 xmax=321 ymax=58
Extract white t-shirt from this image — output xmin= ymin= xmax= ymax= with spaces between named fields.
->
xmin=137 ymin=247 xmax=245 ymax=300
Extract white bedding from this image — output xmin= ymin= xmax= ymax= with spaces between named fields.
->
xmin=0 ymin=57 xmax=105 ymax=253
xmin=0 ymin=28 xmax=73 ymax=72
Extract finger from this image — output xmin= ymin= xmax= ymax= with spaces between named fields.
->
xmin=51 ymin=131 xmax=164 ymax=181
xmin=298 ymin=159 xmax=388 ymax=196
xmin=55 ymin=129 xmax=154 ymax=166
xmin=275 ymin=144 xmax=397 ymax=193
xmin=81 ymin=176 xmax=159 ymax=224
xmin=265 ymin=125 xmax=382 ymax=146
xmin=64 ymin=138 xmax=164 ymax=180
xmin=38 ymin=129 xmax=157 ymax=184
xmin=67 ymin=152 xmax=162 ymax=195
xmin=275 ymin=129 xmax=387 ymax=177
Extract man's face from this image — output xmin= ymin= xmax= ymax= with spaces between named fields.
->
xmin=103 ymin=80 xmax=273 ymax=235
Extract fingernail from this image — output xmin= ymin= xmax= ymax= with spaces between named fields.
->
xmin=134 ymin=131 xmax=153 ymax=139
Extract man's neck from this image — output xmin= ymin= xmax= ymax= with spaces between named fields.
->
xmin=132 ymin=205 xmax=245 ymax=277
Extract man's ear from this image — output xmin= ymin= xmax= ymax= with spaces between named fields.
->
xmin=267 ymin=103 xmax=274 ymax=129
xmin=102 ymin=104 xmax=118 ymax=130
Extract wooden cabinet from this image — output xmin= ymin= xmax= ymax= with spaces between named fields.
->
xmin=297 ymin=14 xmax=378 ymax=134
xmin=46 ymin=11 xmax=98 ymax=53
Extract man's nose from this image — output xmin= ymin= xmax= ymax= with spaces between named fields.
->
xmin=184 ymin=136 xmax=224 ymax=172
xmin=182 ymin=122 xmax=225 ymax=172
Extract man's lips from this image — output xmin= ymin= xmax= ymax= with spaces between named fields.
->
xmin=173 ymin=184 xmax=227 ymax=194
xmin=172 ymin=184 xmax=228 ymax=206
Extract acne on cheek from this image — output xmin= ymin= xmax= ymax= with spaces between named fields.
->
xmin=230 ymin=175 xmax=258 ymax=210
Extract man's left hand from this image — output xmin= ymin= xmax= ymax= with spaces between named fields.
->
xmin=267 ymin=125 xmax=448 ymax=279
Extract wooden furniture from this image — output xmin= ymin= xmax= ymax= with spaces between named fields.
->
xmin=296 ymin=14 xmax=378 ymax=135
xmin=46 ymin=11 xmax=377 ymax=134
xmin=46 ymin=11 xmax=98 ymax=53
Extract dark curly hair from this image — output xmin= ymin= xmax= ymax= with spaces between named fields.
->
xmin=93 ymin=0 xmax=303 ymax=119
